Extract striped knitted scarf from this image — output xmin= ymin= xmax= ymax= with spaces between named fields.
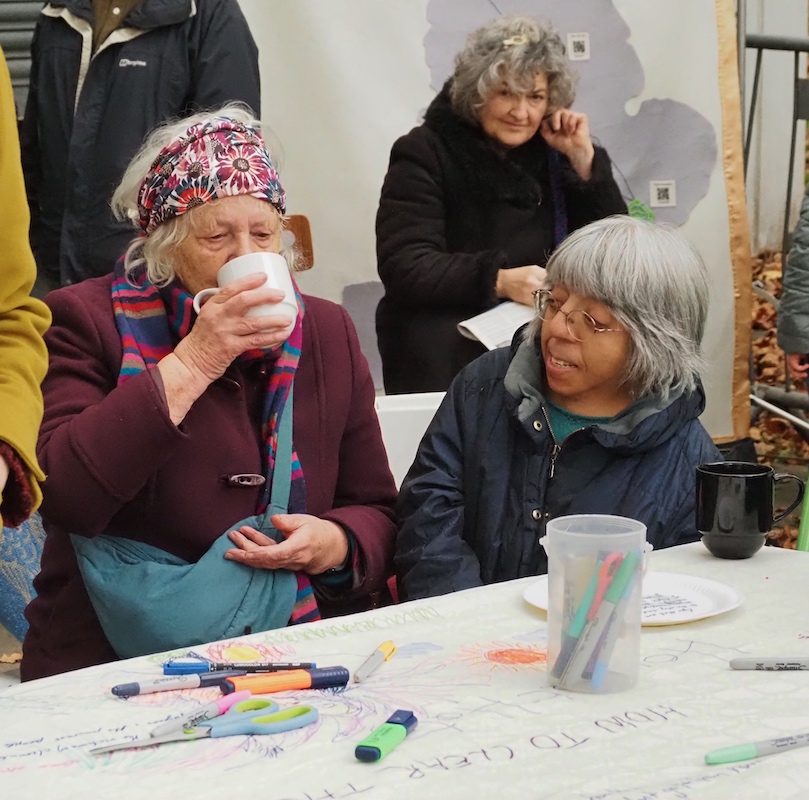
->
xmin=111 ymin=259 xmax=320 ymax=624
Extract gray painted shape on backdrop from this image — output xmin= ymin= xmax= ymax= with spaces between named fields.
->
xmin=425 ymin=0 xmax=717 ymax=226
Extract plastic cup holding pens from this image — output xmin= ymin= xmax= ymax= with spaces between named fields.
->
xmin=541 ymin=514 xmax=646 ymax=694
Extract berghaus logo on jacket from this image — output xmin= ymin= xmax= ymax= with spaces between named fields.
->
xmin=119 ymin=58 xmax=147 ymax=68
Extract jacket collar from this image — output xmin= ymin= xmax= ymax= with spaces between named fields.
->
xmin=423 ymin=82 xmax=549 ymax=205
xmin=503 ymin=331 xmax=707 ymax=453
xmin=45 ymin=0 xmax=193 ymax=28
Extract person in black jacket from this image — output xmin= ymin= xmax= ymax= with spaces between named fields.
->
xmin=395 ymin=216 xmax=721 ymax=601
xmin=21 ymin=0 xmax=261 ymax=291
xmin=375 ymin=15 xmax=627 ymax=394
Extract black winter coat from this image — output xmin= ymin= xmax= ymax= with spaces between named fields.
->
xmin=21 ymin=0 xmax=260 ymax=286
xmin=375 ymin=86 xmax=627 ymax=394
xmin=394 ymin=335 xmax=721 ymax=601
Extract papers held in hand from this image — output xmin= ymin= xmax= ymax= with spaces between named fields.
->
xmin=457 ymin=302 xmax=535 ymax=350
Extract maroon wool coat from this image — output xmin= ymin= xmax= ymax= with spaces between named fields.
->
xmin=22 ymin=275 xmax=397 ymax=680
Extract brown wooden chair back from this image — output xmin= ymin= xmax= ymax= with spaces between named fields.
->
xmin=286 ymin=214 xmax=314 ymax=270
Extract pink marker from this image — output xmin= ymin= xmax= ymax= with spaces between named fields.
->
xmin=149 ymin=690 xmax=253 ymax=737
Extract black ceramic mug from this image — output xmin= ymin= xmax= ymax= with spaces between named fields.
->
xmin=696 ymin=462 xmax=805 ymax=558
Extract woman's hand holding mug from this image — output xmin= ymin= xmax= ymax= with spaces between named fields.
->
xmin=192 ymin=252 xmax=297 ymax=322
xmin=159 ymin=252 xmax=298 ymax=425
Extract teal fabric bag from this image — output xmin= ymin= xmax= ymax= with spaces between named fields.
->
xmin=71 ymin=389 xmax=297 ymax=659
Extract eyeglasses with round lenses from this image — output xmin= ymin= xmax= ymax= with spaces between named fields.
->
xmin=533 ymin=289 xmax=625 ymax=342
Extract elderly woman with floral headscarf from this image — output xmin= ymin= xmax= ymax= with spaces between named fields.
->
xmin=22 ymin=105 xmax=397 ymax=680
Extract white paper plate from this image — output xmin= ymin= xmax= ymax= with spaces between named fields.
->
xmin=522 ymin=572 xmax=744 ymax=626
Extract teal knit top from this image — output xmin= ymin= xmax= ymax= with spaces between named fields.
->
xmin=544 ymin=397 xmax=612 ymax=442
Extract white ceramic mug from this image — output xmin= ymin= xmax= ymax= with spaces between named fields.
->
xmin=192 ymin=252 xmax=297 ymax=333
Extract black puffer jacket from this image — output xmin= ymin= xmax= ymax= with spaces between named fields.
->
xmin=375 ymin=85 xmax=627 ymax=394
xmin=21 ymin=0 xmax=260 ymax=286
xmin=395 ymin=334 xmax=721 ymax=601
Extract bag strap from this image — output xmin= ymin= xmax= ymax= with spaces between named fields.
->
xmin=267 ymin=384 xmax=294 ymax=514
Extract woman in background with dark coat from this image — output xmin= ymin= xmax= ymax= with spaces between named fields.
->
xmin=375 ymin=15 xmax=626 ymax=394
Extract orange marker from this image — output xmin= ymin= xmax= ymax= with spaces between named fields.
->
xmin=221 ymin=667 xmax=349 ymax=694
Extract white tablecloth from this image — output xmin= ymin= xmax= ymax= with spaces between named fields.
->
xmin=2 ymin=542 xmax=809 ymax=799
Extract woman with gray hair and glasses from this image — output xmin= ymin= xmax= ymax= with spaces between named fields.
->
xmin=375 ymin=15 xmax=626 ymax=394
xmin=395 ymin=216 xmax=721 ymax=601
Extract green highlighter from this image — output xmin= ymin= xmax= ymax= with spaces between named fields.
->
xmin=355 ymin=710 xmax=418 ymax=762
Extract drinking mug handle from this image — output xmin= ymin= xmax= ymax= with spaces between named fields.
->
xmin=773 ymin=473 xmax=806 ymax=524
xmin=193 ymin=287 xmax=219 ymax=313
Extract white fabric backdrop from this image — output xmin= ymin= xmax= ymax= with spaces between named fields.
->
xmin=238 ymin=0 xmax=742 ymax=438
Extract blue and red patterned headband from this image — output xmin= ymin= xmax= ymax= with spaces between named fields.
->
xmin=137 ymin=117 xmax=286 ymax=234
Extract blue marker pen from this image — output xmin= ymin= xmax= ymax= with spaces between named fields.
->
xmin=355 ymin=710 xmax=418 ymax=762
xmin=163 ymin=658 xmax=213 ymax=675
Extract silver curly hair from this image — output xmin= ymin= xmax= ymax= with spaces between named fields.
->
xmin=110 ymin=103 xmax=296 ymax=286
xmin=449 ymin=16 xmax=577 ymax=126
xmin=525 ymin=216 xmax=709 ymax=400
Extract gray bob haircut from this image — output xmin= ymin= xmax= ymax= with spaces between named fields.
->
xmin=110 ymin=103 xmax=295 ymax=286
xmin=449 ymin=16 xmax=576 ymax=126
xmin=526 ymin=216 xmax=709 ymax=400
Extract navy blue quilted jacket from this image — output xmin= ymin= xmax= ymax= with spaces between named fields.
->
xmin=395 ymin=335 xmax=722 ymax=601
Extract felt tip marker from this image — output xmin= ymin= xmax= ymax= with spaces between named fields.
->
xmin=111 ymin=671 xmax=246 ymax=697
xmin=221 ymin=666 xmax=349 ymax=695
xmin=729 ymin=657 xmax=809 ymax=671
xmin=353 ymin=640 xmax=397 ymax=683
xmin=163 ymin=659 xmax=317 ymax=675
xmin=207 ymin=661 xmax=317 ymax=672
xmin=355 ymin=710 xmax=418 ymax=762
xmin=705 ymin=731 xmax=809 ymax=765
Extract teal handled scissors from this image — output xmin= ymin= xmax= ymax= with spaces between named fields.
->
xmin=90 ymin=698 xmax=319 ymax=755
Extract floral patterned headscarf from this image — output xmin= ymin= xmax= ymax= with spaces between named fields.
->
xmin=137 ymin=117 xmax=286 ymax=234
